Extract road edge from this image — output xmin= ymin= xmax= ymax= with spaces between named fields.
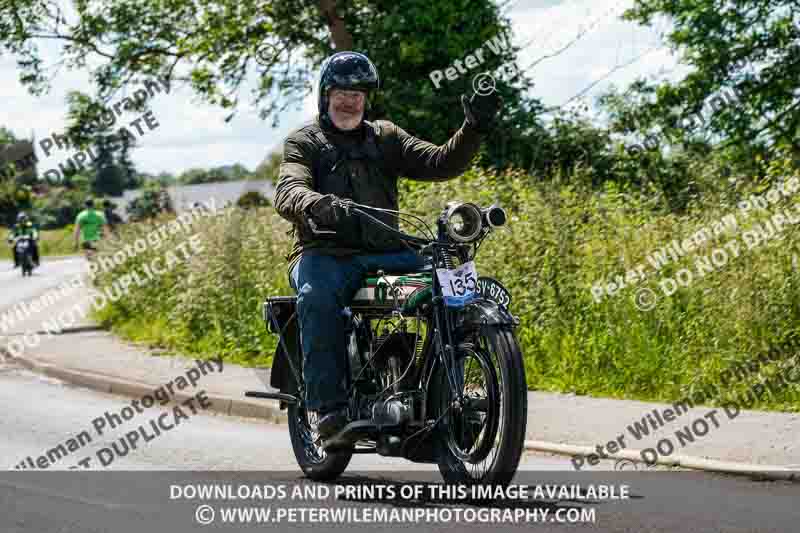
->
xmin=4 ymin=348 xmax=797 ymax=481
xmin=4 ymin=350 xmax=288 ymax=425
xmin=523 ymin=440 xmax=799 ymax=481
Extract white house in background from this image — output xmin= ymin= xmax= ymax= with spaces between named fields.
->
xmin=110 ymin=179 xmax=275 ymax=220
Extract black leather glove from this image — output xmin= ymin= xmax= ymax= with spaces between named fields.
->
xmin=462 ymin=91 xmax=503 ymax=133
xmin=308 ymin=194 xmax=347 ymax=228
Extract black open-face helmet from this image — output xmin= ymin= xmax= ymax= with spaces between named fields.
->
xmin=318 ymin=51 xmax=380 ymax=128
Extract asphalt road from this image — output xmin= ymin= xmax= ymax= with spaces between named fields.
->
xmin=0 ymin=257 xmax=86 ymax=313
xmin=1 ymin=360 xmax=798 ymax=533
xmin=1 ymin=256 xmax=798 ymax=532
xmin=0 ymin=359 xmax=573 ymax=471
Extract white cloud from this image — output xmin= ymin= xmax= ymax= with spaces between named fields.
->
xmin=509 ymin=0 xmax=686 ymax=114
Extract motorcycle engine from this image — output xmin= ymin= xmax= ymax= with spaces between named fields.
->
xmin=372 ymin=395 xmax=413 ymax=426
xmin=368 ymin=331 xmax=420 ymax=427
xmin=371 ymin=331 xmax=418 ymax=391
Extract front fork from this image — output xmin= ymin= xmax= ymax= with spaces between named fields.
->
xmin=429 ymin=243 xmax=468 ymax=410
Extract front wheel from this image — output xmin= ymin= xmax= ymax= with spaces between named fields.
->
xmin=287 ymin=403 xmax=353 ymax=481
xmin=432 ymin=326 xmax=528 ymax=487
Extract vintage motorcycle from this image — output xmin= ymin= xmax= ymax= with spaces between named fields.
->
xmin=248 ymin=200 xmax=527 ymax=486
xmin=13 ymin=236 xmax=36 ymax=277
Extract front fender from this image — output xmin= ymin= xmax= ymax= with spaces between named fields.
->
xmin=453 ymin=297 xmax=519 ymax=333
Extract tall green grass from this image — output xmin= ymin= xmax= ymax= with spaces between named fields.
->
xmin=91 ymin=168 xmax=800 ymax=411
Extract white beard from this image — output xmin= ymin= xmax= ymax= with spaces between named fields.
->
xmin=329 ymin=106 xmax=364 ymax=131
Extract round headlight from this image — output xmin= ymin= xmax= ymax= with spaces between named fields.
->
xmin=444 ymin=202 xmax=483 ymax=242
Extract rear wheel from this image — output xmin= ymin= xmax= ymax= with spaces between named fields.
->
xmin=287 ymin=403 xmax=353 ymax=481
xmin=433 ymin=326 xmax=527 ymax=487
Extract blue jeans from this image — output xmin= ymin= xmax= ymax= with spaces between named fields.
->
xmin=289 ymin=250 xmax=430 ymax=412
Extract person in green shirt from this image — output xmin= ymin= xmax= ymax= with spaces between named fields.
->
xmin=7 ymin=212 xmax=40 ymax=268
xmin=73 ymin=198 xmax=107 ymax=254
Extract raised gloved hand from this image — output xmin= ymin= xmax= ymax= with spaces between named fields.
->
xmin=462 ymin=90 xmax=503 ymax=133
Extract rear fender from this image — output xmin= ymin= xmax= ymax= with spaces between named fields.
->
xmin=263 ymin=297 xmax=302 ymax=395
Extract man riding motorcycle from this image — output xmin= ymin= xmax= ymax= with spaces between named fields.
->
xmin=274 ymin=51 xmax=501 ymax=439
xmin=7 ymin=212 xmax=40 ymax=269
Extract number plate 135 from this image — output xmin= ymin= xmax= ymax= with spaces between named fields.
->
xmin=436 ymin=261 xmax=478 ymax=307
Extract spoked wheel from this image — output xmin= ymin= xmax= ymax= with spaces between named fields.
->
xmin=434 ymin=325 xmax=527 ymax=487
xmin=287 ymin=403 xmax=353 ymax=481
xmin=443 ymin=346 xmax=500 ymax=464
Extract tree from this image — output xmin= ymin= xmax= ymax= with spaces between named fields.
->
xmin=176 ymin=164 xmax=252 ymax=184
xmin=0 ymin=180 xmax=33 ymax=226
xmin=0 ymin=127 xmax=37 ymax=185
xmin=0 ymin=127 xmax=15 ymax=145
xmin=154 ymin=171 xmax=177 ymax=186
xmin=621 ymin=0 xmax=800 ymax=158
xmin=226 ymin=163 xmax=253 ymax=180
xmin=118 ymin=134 xmax=140 ymax=189
xmin=236 ymin=190 xmax=270 ymax=209
xmin=0 ymin=0 xmax=544 ymax=170
xmin=127 ymin=183 xmax=173 ymax=220
xmin=255 ymin=149 xmax=283 ymax=185
xmin=62 ymin=91 xmax=138 ymax=195
xmin=178 ymin=168 xmax=211 ymax=185
xmin=0 ymin=180 xmax=20 ymax=226
xmin=91 ymin=133 xmax=126 ymax=196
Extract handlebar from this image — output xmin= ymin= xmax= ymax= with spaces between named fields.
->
xmin=306 ymin=199 xmax=433 ymax=247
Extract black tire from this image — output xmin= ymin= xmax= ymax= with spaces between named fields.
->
xmin=433 ymin=325 xmax=527 ymax=487
xmin=287 ymin=403 xmax=353 ymax=482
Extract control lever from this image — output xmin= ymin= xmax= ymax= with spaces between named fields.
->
xmin=333 ymin=198 xmax=354 ymax=216
xmin=306 ymin=217 xmax=337 ymax=236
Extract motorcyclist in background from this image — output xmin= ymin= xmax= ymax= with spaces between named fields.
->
xmin=7 ymin=212 xmax=40 ymax=269
xmin=274 ymin=51 xmax=502 ymax=439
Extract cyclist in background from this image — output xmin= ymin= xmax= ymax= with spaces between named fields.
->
xmin=74 ymin=198 xmax=106 ymax=259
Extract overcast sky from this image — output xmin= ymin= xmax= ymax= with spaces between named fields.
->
xmin=0 ymin=0 xmax=686 ymax=178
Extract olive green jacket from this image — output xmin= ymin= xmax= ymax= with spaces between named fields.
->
xmin=274 ymin=116 xmax=484 ymax=273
